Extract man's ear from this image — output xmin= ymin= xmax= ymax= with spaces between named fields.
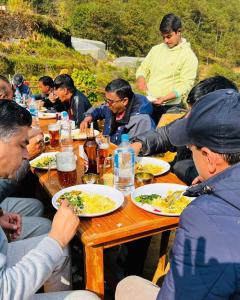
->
xmin=123 ymin=97 xmax=129 ymax=106
xmin=201 ymin=147 xmax=217 ymax=175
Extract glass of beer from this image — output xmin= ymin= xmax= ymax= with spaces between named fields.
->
xmin=96 ymin=135 xmax=110 ymax=173
xmin=56 ymin=152 xmax=77 ymax=187
xmin=48 ymin=123 xmax=60 ymax=148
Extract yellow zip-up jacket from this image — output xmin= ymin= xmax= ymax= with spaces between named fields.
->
xmin=136 ymin=38 xmax=198 ymax=106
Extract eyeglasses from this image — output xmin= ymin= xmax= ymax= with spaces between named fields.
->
xmin=104 ymin=98 xmax=123 ymax=105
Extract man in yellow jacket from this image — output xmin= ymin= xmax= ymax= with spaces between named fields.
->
xmin=136 ymin=13 xmax=198 ymax=124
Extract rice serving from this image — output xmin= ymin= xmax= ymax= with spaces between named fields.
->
xmin=57 ymin=190 xmax=116 ymax=215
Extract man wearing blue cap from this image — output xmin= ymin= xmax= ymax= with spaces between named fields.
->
xmin=116 ymin=89 xmax=240 ymax=300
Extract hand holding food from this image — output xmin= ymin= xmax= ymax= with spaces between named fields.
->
xmin=80 ymin=116 xmax=93 ymax=131
xmin=48 ymin=199 xmax=80 ymax=248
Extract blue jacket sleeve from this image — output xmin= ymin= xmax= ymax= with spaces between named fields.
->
xmin=85 ymin=105 xmax=108 ymax=120
xmin=157 ymin=201 xmax=235 ymax=300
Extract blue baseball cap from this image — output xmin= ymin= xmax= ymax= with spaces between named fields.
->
xmin=168 ymin=89 xmax=240 ymax=153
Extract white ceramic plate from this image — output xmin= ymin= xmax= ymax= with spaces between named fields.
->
xmin=135 ymin=157 xmax=170 ymax=176
xmin=146 ymin=95 xmax=157 ymax=102
xmin=71 ymin=129 xmax=100 ymax=140
xmin=30 ymin=152 xmax=58 ymax=170
xmin=52 ymin=184 xmax=124 ymax=217
xmin=38 ymin=112 xmax=56 ymax=119
xmin=131 ymin=183 xmax=193 ymax=216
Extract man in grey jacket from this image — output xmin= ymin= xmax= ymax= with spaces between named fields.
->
xmin=80 ymin=78 xmax=155 ymax=145
xmin=0 ymin=76 xmax=52 ymax=240
xmin=0 ymin=100 xmax=99 ymax=300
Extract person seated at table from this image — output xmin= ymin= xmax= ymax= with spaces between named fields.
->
xmin=54 ymin=74 xmax=92 ymax=127
xmin=0 ymin=99 xmax=100 ymax=300
xmin=116 ymin=88 xmax=240 ymax=300
xmin=0 ymin=101 xmax=49 ymax=242
xmin=12 ymin=73 xmax=31 ymax=98
xmin=131 ymin=76 xmax=238 ymax=185
xmin=0 ymin=80 xmax=51 ymax=240
xmin=34 ymin=76 xmax=65 ymax=112
xmin=80 ymin=78 xmax=155 ymax=145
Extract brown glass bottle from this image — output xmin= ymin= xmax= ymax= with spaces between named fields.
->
xmin=83 ymin=125 xmax=98 ymax=174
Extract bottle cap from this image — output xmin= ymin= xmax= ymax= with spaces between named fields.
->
xmin=121 ymin=134 xmax=129 ymax=142
xmin=61 ymin=111 xmax=68 ymax=119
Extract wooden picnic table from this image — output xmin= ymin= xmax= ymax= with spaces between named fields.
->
xmin=35 ymin=118 xmax=185 ymax=299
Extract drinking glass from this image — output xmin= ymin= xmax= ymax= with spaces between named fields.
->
xmin=60 ymin=122 xmax=73 ymax=152
xmin=135 ymin=172 xmax=154 ymax=188
xmin=81 ymin=173 xmax=99 ymax=184
xmin=48 ymin=123 xmax=60 ymax=148
xmin=96 ymin=135 xmax=110 ymax=173
xmin=102 ymin=155 xmax=114 ymax=186
xmin=56 ymin=152 xmax=77 ymax=187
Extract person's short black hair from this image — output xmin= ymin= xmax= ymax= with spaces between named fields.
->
xmin=195 ymin=145 xmax=240 ymax=166
xmin=39 ymin=76 xmax=54 ymax=88
xmin=0 ymin=100 xmax=32 ymax=141
xmin=0 ymin=75 xmax=9 ymax=83
xmin=159 ymin=13 xmax=182 ymax=33
xmin=54 ymin=74 xmax=75 ymax=93
xmin=105 ymin=78 xmax=134 ymax=100
xmin=187 ymin=76 xmax=238 ymax=106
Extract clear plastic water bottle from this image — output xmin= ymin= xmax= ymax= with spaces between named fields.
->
xmin=29 ymin=96 xmax=38 ymax=116
xmin=29 ymin=96 xmax=39 ymax=129
xmin=15 ymin=88 xmax=22 ymax=104
xmin=113 ymin=134 xmax=135 ymax=195
xmin=60 ymin=111 xmax=73 ymax=152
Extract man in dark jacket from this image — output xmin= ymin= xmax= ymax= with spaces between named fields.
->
xmin=80 ymin=78 xmax=154 ymax=145
xmin=54 ymin=74 xmax=91 ymax=126
xmin=34 ymin=76 xmax=65 ymax=112
xmin=12 ymin=73 xmax=31 ymax=98
xmin=131 ymin=76 xmax=238 ymax=184
xmin=116 ymin=89 xmax=240 ymax=300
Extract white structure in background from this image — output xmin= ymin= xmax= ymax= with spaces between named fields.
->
xmin=71 ymin=37 xmax=106 ymax=60
xmin=113 ymin=56 xmax=144 ymax=68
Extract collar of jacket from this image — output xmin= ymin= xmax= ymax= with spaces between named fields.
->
xmin=185 ymin=162 xmax=240 ymax=198
xmin=115 ymin=94 xmax=135 ymax=125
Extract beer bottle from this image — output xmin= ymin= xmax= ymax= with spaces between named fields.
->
xmin=83 ymin=123 xmax=98 ymax=174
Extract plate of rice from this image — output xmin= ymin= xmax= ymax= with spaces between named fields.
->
xmin=135 ymin=157 xmax=170 ymax=176
xmin=131 ymin=183 xmax=194 ymax=216
xmin=52 ymin=184 xmax=124 ymax=217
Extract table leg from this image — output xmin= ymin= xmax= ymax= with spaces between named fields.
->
xmin=152 ymin=230 xmax=171 ymax=284
xmin=84 ymin=245 xmax=104 ymax=299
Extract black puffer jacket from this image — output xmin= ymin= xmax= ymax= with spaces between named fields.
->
xmin=70 ymin=89 xmax=92 ymax=127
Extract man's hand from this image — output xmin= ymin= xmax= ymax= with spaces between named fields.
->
xmin=0 ymin=213 xmax=22 ymax=240
xmin=191 ymin=175 xmax=204 ymax=185
xmin=80 ymin=116 xmax=93 ymax=131
xmin=136 ymin=76 xmax=147 ymax=92
xmin=130 ymin=142 xmax=143 ymax=156
xmin=27 ymin=134 xmax=45 ymax=160
xmin=48 ymin=200 xmax=80 ymax=248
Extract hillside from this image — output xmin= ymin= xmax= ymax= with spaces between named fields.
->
xmin=0 ymin=0 xmax=239 ymax=96
xmin=0 ymin=9 xmax=135 ymax=103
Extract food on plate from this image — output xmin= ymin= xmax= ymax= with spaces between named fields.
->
xmin=31 ymin=155 xmax=56 ymax=168
xmin=71 ymin=129 xmax=96 ymax=140
xmin=57 ymin=190 xmax=116 ymax=215
xmin=135 ymin=190 xmax=191 ymax=214
xmin=135 ymin=163 xmax=164 ymax=175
